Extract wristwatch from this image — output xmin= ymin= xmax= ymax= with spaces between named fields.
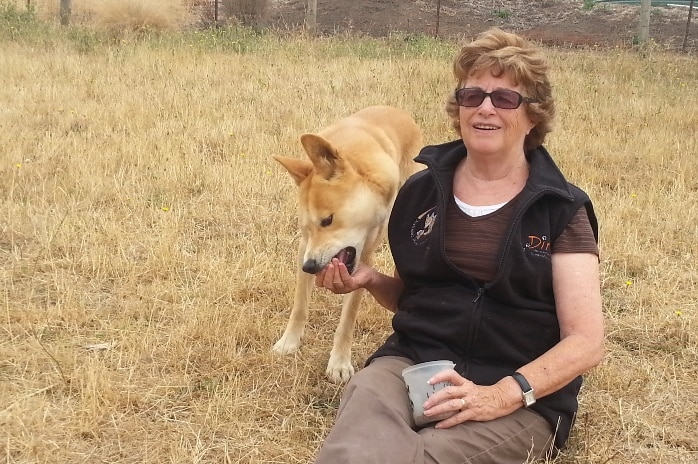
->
xmin=512 ymin=372 xmax=536 ymax=408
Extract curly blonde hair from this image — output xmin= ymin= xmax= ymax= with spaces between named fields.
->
xmin=445 ymin=28 xmax=555 ymax=151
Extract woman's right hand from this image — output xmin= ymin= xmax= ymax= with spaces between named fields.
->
xmin=315 ymin=259 xmax=371 ymax=294
xmin=316 ymin=260 xmax=403 ymax=313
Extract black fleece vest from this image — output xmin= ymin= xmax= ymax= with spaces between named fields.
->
xmin=368 ymin=140 xmax=598 ymax=450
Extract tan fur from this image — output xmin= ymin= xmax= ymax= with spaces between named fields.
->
xmin=272 ymin=106 xmax=423 ymax=383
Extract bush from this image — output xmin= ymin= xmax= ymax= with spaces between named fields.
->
xmin=91 ymin=0 xmax=191 ymax=33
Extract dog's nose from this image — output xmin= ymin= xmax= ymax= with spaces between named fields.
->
xmin=302 ymin=260 xmax=322 ymax=274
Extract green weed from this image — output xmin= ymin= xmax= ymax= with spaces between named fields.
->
xmin=493 ymin=9 xmax=511 ymax=19
xmin=0 ymin=0 xmax=47 ymax=41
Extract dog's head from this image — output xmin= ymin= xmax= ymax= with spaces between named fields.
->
xmin=274 ymin=133 xmax=395 ymax=275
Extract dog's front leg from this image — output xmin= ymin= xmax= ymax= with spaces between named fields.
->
xmin=273 ymin=239 xmax=313 ymax=355
xmin=326 ymin=288 xmax=364 ymax=383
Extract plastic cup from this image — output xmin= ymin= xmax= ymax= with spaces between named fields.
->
xmin=401 ymin=360 xmax=456 ymax=426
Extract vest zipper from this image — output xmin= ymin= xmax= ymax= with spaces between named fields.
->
xmin=473 ymin=287 xmax=484 ymax=303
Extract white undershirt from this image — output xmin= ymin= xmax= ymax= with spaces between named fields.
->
xmin=454 ymin=195 xmax=508 ymax=217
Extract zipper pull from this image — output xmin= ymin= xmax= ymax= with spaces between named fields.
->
xmin=473 ymin=287 xmax=484 ymax=303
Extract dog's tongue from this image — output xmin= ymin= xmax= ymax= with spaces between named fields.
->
xmin=336 ymin=249 xmax=349 ymax=264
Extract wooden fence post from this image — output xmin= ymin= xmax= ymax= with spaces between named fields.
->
xmin=59 ymin=0 xmax=71 ymax=26
xmin=306 ymin=0 xmax=317 ymax=34
xmin=638 ymin=0 xmax=651 ymax=43
xmin=682 ymin=0 xmax=695 ymax=53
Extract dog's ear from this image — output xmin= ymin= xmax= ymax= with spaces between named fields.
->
xmin=300 ymin=134 xmax=345 ymax=180
xmin=273 ymin=156 xmax=314 ymax=186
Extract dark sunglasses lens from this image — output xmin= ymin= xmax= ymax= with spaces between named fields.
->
xmin=457 ymin=89 xmax=485 ymax=107
xmin=457 ymin=88 xmax=524 ymax=109
xmin=491 ymin=90 xmax=521 ymax=109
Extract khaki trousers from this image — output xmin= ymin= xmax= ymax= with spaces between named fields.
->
xmin=314 ymin=356 xmax=554 ymax=464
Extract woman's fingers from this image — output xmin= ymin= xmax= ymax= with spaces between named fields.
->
xmin=314 ymin=259 xmax=355 ymax=293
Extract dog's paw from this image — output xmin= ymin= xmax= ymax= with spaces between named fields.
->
xmin=272 ymin=333 xmax=302 ymax=355
xmin=326 ymin=355 xmax=355 ymax=384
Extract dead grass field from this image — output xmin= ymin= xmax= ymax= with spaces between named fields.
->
xmin=1 ymin=4 xmax=698 ymax=463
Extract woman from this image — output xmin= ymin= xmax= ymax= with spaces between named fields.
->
xmin=313 ymin=28 xmax=604 ymax=464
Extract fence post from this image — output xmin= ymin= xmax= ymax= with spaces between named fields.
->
xmin=306 ymin=0 xmax=317 ymax=34
xmin=59 ymin=0 xmax=71 ymax=26
xmin=638 ymin=0 xmax=651 ymax=43
xmin=682 ymin=0 xmax=695 ymax=53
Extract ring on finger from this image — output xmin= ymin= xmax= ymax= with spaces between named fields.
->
xmin=459 ymin=398 xmax=466 ymax=409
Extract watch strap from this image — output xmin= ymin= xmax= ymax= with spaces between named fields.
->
xmin=511 ymin=372 xmax=535 ymax=407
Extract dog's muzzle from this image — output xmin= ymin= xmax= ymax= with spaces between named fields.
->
xmin=302 ymin=247 xmax=357 ymax=275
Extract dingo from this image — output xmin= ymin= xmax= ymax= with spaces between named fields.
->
xmin=272 ymin=106 xmax=423 ymax=383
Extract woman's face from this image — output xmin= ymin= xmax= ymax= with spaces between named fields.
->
xmin=458 ymin=70 xmax=535 ymax=159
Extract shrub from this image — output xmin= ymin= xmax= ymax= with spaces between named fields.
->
xmin=91 ymin=0 xmax=191 ymax=33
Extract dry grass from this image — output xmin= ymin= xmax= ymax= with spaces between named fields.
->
xmin=1 ymin=11 xmax=698 ymax=464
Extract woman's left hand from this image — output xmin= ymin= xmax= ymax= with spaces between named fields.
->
xmin=422 ymin=369 xmax=518 ymax=428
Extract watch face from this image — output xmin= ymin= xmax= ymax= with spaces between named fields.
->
xmin=523 ymin=390 xmax=536 ymax=407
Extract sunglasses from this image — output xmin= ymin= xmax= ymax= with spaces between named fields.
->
xmin=455 ymin=87 xmax=537 ymax=110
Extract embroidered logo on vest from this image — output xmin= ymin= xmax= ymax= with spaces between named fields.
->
xmin=410 ymin=206 xmax=437 ymax=245
xmin=525 ymin=234 xmax=551 ymax=259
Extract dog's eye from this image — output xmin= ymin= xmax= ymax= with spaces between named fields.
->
xmin=320 ymin=215 xmax=333 ymax=227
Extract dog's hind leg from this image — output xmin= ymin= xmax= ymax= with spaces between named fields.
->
xmin=326 ymin=288 xmax=364 ymax=383
xmin=273 ymin=239 xmax=313 ymax=355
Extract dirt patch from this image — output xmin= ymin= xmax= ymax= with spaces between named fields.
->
xmin=269 ymin=0 xmax=696 ymax=51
